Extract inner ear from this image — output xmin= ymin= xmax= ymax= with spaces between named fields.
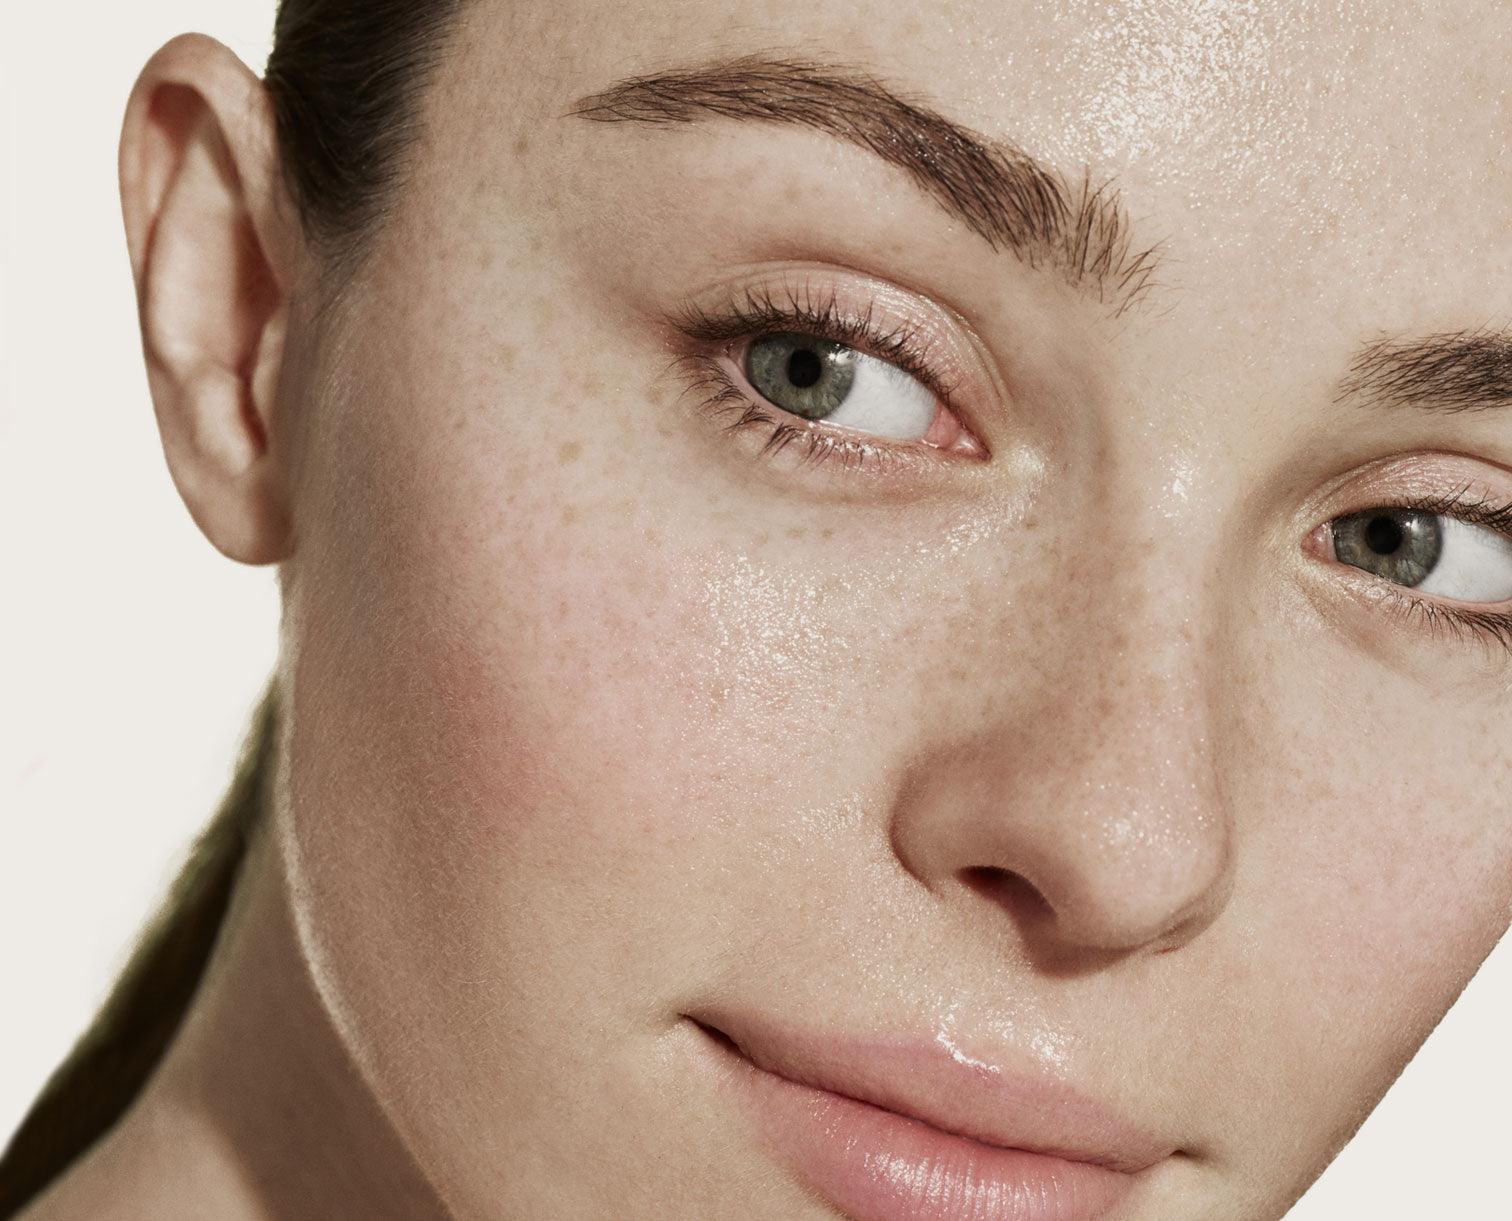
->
xmin=230 ymin=196 xmax=280 ymax=455
xmin=141 ymin=82 xmax=280 ymax=404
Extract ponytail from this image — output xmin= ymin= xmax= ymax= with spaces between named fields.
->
xmin=0 ymin=682 xmax=278 ymax=1217
xmin=1 ymin=1 xmax=466 ymax=1208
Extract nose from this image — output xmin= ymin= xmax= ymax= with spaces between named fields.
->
xmin=888 ymin=596 xmax=1235 ymax=960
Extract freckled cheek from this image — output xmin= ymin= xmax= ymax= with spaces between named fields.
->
xmin=299 ymin=334 xmax=942 ymax=876
xmin=359 ymin=504 xmax=938 ymax=882
xmin=334 ymin=519 xmax=775 ymax=865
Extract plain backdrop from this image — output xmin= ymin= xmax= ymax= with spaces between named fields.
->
xmin=2 ymin=4 xmax=1509 ymax=1217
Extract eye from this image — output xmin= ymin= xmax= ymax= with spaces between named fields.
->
xmin=743 ymin=332 xmax=937 ymax=441
xmin=1330 ymin=508 xmax=1512 ymax=603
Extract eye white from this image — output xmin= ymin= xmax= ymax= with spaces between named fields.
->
xmin=819 ymin=353 xmax=937 ymax=440
xmin=1416 ymin=516 xmax=1512 ymax=602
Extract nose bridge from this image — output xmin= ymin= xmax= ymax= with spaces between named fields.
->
xmin=1017 ymin=377 xmax=1238 ymax=951
xmin=1030 ymin=599 xmax=1232 ymax=949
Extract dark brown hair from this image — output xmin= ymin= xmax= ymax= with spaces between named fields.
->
xmin=0 ymin=3 xmax=462 ymax=1213
xmin=265 ymin=0 xmax=464 ymax=260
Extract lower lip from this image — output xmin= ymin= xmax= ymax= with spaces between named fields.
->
xmin=696 ymin=1023 xmax=1136 ymax=1221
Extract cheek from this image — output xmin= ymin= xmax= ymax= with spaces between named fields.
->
xmin=1282 ymin=717 xmax=1512 ymax=993
xmin=280 ymin=329 xmax=913 ymax=896
xmin=341 ymin=480 xmax=909 ymax=866
xmin=1217 ymin=665 xmax=1512 ymax=1132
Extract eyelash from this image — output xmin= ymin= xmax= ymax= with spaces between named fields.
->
xmin=1348 ymin=487 xmax=1512 ymax=656
xmin=668 ymin=282 xmax=963 ymax=475
xmin=667 ymin=290 xmax=1512 ymax=657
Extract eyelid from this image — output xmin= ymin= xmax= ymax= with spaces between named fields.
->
xmin=671 ymin=350 xmax=976 ymax=487
xmin=1309 ymin=535 xmax=1512 ymax=663
xmin=668 ymin=330 xmax=985 ymax=487
xmin=1305 ymin=460 xmax=1512 ymax=658
xmin=668 ymin=265 xmax=1002 ymax=436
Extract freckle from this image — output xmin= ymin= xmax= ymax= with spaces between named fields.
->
xmin=496 ymin=343 xmax=518 ymax=373
xmin=753 ymin=531 xmax=770 ymax=546
xmin=514 ymin=134 xmax=530 ymax=156
xmin=561 ymin=505 xmax=579 ymax=525
xmin=821 ymin=528 xmax=834 ymax=540
xmin=557 ymin=440 xmax=582 ymax=465
xmin=785 ymin=526 xmax=806 ymax=540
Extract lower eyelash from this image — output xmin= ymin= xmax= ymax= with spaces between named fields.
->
xmin=1367 ymin=488 xmax=1512 ymax=657
xmin=671 ymin=352 xmax=907 ymax=474
xmin=1332 ymin=491 xmax=1512 ymax=658
xmin=1375 ymin=585 xmax=1512 ymax=658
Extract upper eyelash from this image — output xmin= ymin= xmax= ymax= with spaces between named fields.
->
xmin=1391 ymin=484 xmax=1512 ymax=537
xmin=670 ymin=280 xmax=962 ymax=404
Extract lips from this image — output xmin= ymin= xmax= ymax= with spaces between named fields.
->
xmin=689 ymin=1007 xmax=1177 ymax=1220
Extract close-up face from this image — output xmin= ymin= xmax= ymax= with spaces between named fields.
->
xmin=233 ymin=0 xmax=1512 ymax=1216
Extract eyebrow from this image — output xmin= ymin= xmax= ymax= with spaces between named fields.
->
xmin=569 ymin=55 xmax=1159 ymax=312
xmin=1339 ymin=330 xmax=1512 ymax=413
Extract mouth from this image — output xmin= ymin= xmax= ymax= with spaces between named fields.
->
xmin=687 ymin=1012 xmax=1172 ymax=1221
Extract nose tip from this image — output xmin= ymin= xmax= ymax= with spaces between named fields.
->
xmin=889 ymin=675 xmax=1236 ymax=962
xmin=1025 ymin=801 xmax=1234 ymax=952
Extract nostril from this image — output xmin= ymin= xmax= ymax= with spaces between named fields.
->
xmin=957 ymin=865 xmax=1143 ymax=975
xmin=960 ymin=865 xmax=1053 ymax=925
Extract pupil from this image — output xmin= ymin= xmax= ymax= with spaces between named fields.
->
xmin=786 ymin=347 xmax=823 ymax=389
xmin=1365 ymin=515 xmax=1403 ymax=555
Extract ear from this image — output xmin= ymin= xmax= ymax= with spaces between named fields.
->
xmin=120 ymin=33 xmax=300 ymax=565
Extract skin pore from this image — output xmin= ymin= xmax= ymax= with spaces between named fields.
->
xmin=26 ymin=0 xmax=1512 ymax=1217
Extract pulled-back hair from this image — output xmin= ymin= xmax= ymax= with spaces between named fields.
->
xmin=0 ymin=4 xmax=463 ymax=1213
xmin=266 ymin=0 xmax=464 ymax=260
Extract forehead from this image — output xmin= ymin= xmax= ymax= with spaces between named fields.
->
xmin=450 ymin=0 xmax=1512 ymax=322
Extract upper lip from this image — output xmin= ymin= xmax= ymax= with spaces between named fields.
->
xmin=693 ymin=1006 xmax=1178 ymax=1175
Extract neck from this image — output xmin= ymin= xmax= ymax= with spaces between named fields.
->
xmin=22 ymin=833 xmax=448 ymax=1220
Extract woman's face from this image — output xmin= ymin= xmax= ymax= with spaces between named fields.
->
xmin=268 ymin=1 xmax=1512 ymax=1216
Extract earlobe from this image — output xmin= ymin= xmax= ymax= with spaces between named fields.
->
xmin=119 ymin=33 xmax=297 ymax=566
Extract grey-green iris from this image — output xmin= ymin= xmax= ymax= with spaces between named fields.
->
xmin=745 ymin=333 xmax=857 ymax=420
xmin=1332 ymin=509 xmax=1443 ymax=587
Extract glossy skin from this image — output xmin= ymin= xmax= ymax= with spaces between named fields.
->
xmin=32 ymin=2 xmax=1512 ymax=1218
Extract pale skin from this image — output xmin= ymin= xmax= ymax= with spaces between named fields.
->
xmin=23 ymin=1 xmax=1512 ymax=1217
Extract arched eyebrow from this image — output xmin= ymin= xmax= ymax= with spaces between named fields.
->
xmin=1338 ymin=330 xmax=1512 ymax=413
xmin=569 ymin=54 xmax=1160 ymax=313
